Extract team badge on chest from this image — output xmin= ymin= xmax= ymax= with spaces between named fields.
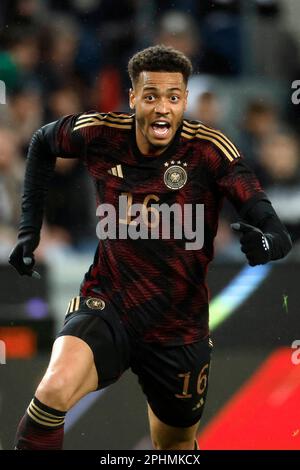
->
xmin=163 ymin=160 xmax=188 ymax=190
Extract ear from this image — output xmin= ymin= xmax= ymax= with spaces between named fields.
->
xmin=129 ymin=88 xmax=135 ymax=110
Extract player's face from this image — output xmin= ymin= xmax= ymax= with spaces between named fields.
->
xmin=129 ymin=71 xmax=188 ymax=155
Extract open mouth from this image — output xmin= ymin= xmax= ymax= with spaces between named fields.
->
xmin=151 ymin=120 xmax=171 ymax=138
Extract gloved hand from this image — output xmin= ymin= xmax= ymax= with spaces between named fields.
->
xmin=9 ymin=232 xmax=41 ymax=278
xmin=231 ymin=222 xmax=271 ymax=266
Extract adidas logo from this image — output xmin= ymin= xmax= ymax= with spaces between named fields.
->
xmin=108 ymin=164 xmax=123 ymax=178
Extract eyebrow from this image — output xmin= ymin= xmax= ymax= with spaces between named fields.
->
xmin=142 ymin=86 xmax=182 ymax=92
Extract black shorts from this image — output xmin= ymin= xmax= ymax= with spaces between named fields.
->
xmin=57 ymin=296 xmax=213 ymax=428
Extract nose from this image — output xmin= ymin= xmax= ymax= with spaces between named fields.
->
xmin=154 ymin=98 xmax=170 ymax=115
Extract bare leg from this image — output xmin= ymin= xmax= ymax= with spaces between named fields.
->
xmin=15 ymin=335 xmax=98 ymax=449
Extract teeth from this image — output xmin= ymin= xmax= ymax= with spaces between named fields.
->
xmin=154 ymin=121 xmax=168 ymax=126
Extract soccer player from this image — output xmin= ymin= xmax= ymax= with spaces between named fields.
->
xmin=9 ymin=45 xmax=292 ymax=450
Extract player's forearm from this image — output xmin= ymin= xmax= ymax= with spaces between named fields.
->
xmin=243 ymin=199 xmax=292 ymax=260
xmin=19 ymin=126 xmax=56 ymax=236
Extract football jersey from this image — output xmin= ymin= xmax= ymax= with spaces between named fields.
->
xmin=48 ymin=111 xmax=266 ymax=346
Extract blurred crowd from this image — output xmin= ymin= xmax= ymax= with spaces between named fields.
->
xmin=0 ymin=0 xmax=300 ymax=262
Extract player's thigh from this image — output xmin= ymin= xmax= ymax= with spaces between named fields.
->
xmin=147 ymin=403 xmax=200 ymax=449
xmin=50 ymin=297 xmax=130 ymax=389
xmin=47 ymin=335 xmax=95 ymax=380
xmin=36 ymin=335 xmax=98 ymax=409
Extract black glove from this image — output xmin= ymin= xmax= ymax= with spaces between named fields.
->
xmin=9 ymin=232 xmax=41 ymax=278
xmin=231 ymin=222 xmax=271 ymax=266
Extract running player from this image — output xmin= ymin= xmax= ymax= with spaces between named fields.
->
xmin=9 ymin=45 xmax=292 ymax=450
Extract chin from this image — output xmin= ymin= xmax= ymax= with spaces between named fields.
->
xmin=150 ymin=140 xmax=171 ymax=150
xmin=149 ymin=134 xmax=173 ymax=147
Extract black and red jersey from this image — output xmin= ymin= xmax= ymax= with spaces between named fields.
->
xmin=48 ymin=111 xmax=265 ymax=346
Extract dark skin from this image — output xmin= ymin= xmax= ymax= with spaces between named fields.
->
xmin=129 ymin=71 xmax=188 ymax=156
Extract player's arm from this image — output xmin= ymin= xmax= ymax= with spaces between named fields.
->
xmin=231 ymin=197 xmax=292 ymax=266
xmin=9 ymin=114 xmax=85 ymax=277
xmin=207 ymin=139 xmax=292 ymax=266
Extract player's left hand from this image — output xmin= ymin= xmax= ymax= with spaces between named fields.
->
xmin=231 ymin=222 xmax=271 ymax=266
xmin=9 ymin=232 xmax=41 ymax=278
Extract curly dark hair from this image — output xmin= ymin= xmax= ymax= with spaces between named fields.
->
xmin=128 ymin=45 xmax=193 ymax=86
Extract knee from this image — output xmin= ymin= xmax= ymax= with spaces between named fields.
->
xmin=36 ymin=370 xmax=74 ymax=411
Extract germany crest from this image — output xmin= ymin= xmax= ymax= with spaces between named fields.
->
xmin=164 ymin=160 xmax=188 ymax=190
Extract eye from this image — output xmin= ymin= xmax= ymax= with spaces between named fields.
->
xmin=145 ymin=95 xmax=156 ymax=102
xmin=170 ymin=95 xmax=180 ymax=103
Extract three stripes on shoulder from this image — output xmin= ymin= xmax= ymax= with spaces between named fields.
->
xmin=182 ymin=120 xmax=240 ymax=162
xmin=73 ymin=112 xmax=134 ymax=131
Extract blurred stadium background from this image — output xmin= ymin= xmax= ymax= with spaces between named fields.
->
xmin=0 ymin=0 xmax=300 ymax=450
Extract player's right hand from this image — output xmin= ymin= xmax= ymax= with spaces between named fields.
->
xmin=9 ymin=232 xmax=41 ymax=278
xmin=231 ymin=222 xmax=271 ymax=266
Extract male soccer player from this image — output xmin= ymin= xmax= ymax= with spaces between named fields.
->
xmin=9 ymin=45 xmax=291 ymax=450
